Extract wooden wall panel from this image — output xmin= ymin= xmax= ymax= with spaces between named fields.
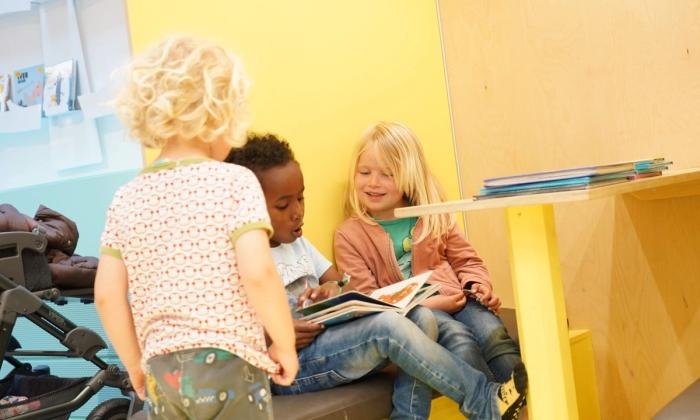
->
xmin=438 ymin=1 xmax=700 ymax=418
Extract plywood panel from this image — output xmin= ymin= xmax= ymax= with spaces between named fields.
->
xmin=438 ymin=0 xmax=700 ymax=418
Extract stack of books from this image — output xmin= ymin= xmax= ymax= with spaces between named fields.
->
xmin=475 ymin=158 xmax=672 ymax=200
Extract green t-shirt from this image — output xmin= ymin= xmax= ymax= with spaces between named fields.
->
xmin=376 ymin=217 xmax=418 ymax=279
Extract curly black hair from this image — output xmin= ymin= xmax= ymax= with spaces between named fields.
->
xmin=225 ymin=133 xmax=296 ymax=176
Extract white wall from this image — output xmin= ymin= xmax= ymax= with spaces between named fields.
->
xmin=0 ymin=2 xmax=140 ymax=418
xmin=0 ymin=0 xmax=141 ymax=191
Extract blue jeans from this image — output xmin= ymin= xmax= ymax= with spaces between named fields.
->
xmin=433 ymin=297 xmax=522 ymax=383
xmin=271 ymin=308 xmax=502 ymax=420
xmin=393 ymin=308 xmax=438 ymax=419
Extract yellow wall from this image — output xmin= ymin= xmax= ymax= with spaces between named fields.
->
xmin=438 ymin=0 xmax=700 ymax=418
xmin=126 ymin=0 xmax=458 ymax=258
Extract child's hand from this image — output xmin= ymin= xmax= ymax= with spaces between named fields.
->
xmin=297 ymin=283 xmax=337 ymax=308
xmin=126 ymin=366 xmax=146 ymax=400
xmin=470 ymin=283 xmax=501 ymax=314
xmin=293 ymin=319 xmax=324 ymax=349
xmin=268 ymin=343 xmax=299 ymax=386
xmin=421 ymin=293 xmax=467 ymax=314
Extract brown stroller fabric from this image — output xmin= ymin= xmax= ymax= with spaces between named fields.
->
xmin=0 ymin=204 xmax=98 ymax=289
xmin=0 ymin=205 xmax=35 ymax=233
xmin=46 ymin=251 xmax=98 ymax=289
xmin=34 ymin=205 xmax=79 ymax=256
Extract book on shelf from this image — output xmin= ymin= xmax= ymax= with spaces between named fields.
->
xmin=474 ymin=178 xmax=629 ymax=200
xmin=478 ymin=170 xmax=636 ymax=196
xmin=43 ymin=60 xmax=77 ymax=117
xmin=0 ymin=73 xmax=9 ymax=112
xmin=296 ymin=271 xmax=440 ymax=327
xmin=483 ymin=158 xmax=669 ymax=188
xmin=11 ymin=64 xmax=44 ymax=108
xmin=627 ymin=171 xmax=662 ymax=180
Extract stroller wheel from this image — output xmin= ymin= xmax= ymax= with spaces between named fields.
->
xmin=86 ymin=398 xmax=131 ymax=420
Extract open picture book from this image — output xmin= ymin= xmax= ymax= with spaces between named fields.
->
xmin=296 ymin=271 xmax=440 ymax=327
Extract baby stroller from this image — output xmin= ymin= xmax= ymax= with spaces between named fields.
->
xmin=0 ymin=229 xmax=140 ymax=419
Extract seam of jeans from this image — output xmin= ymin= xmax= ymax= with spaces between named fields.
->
xmin=490 ymin=384 xmax=501 ymax=420
xmin=409 ymin=379 xmax=418 ymax=415
xmin=292 ymin=369 xmax=351 ymax=386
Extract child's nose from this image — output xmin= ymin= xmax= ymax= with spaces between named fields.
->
xmin=292 ymin=204 xmax=303 ymax=221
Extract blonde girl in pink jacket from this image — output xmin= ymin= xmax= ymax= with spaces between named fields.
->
xmin=335 ymin=121 xmax=525 ymax=386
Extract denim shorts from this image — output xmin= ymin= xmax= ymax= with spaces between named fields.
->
xmin=145 ymin=348 xmax=272 ymax=420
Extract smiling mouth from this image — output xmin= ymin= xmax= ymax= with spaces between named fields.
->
xmin=365 ymin=192 xmax=385 ymax=200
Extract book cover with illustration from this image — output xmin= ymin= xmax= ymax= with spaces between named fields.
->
xmin=11 ymin=64 xmax=44 ymax=107
xmin=0 ymin=73 xmax=9 ymax=112
xmin=297 ymin=271 xmax=440 ymax=326
xmin=43 ymin=60 xmax=77 ymax=116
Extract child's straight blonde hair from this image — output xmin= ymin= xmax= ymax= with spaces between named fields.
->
xmin=113 ymin=35 xmax=251 ymax=148
xmin=345 ymin=121 xmax=454 ymax=242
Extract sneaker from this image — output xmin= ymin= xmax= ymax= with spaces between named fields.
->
xmin=497 ymin=362 xmax=528 ymax=420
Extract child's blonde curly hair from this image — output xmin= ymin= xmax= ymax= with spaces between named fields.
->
xmin=113 ymin=35 xmax=251 ymax=149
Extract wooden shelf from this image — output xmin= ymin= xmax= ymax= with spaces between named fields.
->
xmin=395 ymin=168 xmax=700 ymax=217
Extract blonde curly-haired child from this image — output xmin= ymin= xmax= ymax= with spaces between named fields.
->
xmin=95 ymin=35 xmax=297 ymax=420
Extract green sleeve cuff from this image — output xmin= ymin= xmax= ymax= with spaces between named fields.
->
xmin=100 ymin=246 xmax=122 ymax=259
xmin=230 ymin=221 xmax=274 ymax=244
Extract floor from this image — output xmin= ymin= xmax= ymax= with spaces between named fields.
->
xmin=653 ymin=379 xmax=700 ymax=420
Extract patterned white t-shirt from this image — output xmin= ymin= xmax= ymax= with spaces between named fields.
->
xmin=270 ymin=237 xmax=332 ymax=318
xmin=100 ymin=159 xmax=278 ymax=373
